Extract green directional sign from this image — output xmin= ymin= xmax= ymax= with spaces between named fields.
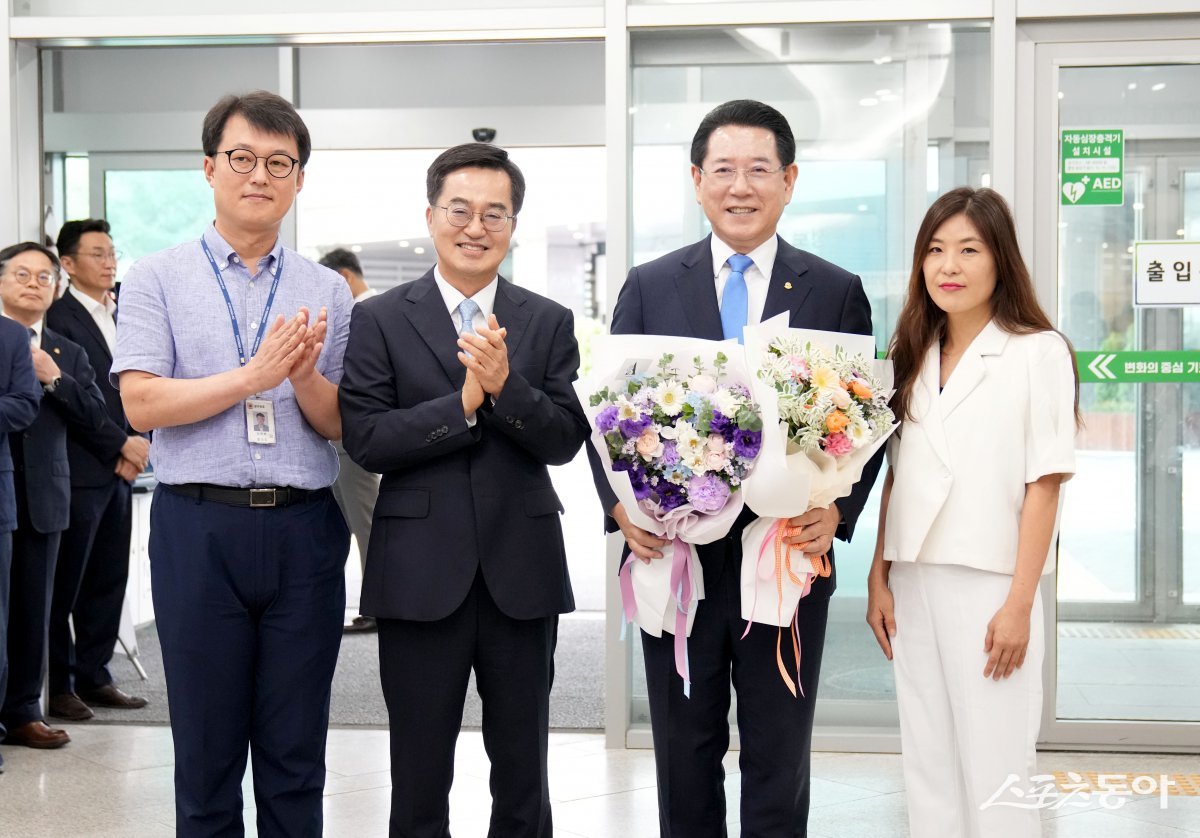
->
xmin=1077 ymin=351 xmax=1200 ymax=383
xmin=1061 ymin=129 xmax=1124 ymax=206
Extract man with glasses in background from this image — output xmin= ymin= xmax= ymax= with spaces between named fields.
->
xmin=592 ymin=100 xmax=881 ymax=837
xmin=45 ymin=219 xmax=150 ymax=724
xmin=112 ymin=91 xmax=352 ymax=837
xmin=0 ymin=242 xmax=109 ymax=754
xmin=340 ymin=143 xmax=589 ymax=837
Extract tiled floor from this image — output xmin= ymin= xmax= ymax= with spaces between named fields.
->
xmin=1 ymin=724 xmax=1197 ymax=836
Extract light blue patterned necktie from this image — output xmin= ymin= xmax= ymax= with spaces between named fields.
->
xmin=457 ymin=298 xmax=481 ymax=336
xmin=720 ymin=253 xmax=753 ymax=343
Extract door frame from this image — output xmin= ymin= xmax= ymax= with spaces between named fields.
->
xmin=1025 ymin=29 xmax=1200 ymax=750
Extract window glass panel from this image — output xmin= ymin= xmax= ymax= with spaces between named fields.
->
xmin=104 ymin=169 xmax=213 ymax=282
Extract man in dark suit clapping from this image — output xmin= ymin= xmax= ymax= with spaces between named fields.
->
xmin=0 ymin=242 xmax=109 ymax=751
xmin=339 ymin=143 xmax=589 ymax=837
xmin=46 ymin=219 xmax=149 ymax=722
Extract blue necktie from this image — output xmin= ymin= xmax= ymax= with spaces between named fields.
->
xmin=720 ymin=253 xmax=753 ymax=343
xmin=457 ymin=298 xmax=481 ymax=336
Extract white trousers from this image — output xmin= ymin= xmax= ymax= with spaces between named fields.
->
xmin=889 ymin=561 xmax=1044 ymax=838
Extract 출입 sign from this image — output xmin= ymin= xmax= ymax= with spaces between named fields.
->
xmin=1133 ymin=241 xmax=1200 ymax=307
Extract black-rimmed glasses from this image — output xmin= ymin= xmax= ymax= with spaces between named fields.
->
xmin=218 ymin=148 xmax=300 ymax=178
xmin=434 ymin=204 xmax=513 ymax=232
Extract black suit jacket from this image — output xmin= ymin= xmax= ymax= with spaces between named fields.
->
xmin=339 ymin=271 xmax=590 ymax=622
xmin=45 ymin=290 xmax=133 ymax=487
xmin=9 ymin=327 xmax=111 ymax=534
xmin=593 ymin=235 xmax=884 ymax=587
xmin=0 ymin=316 xmax=42 ymax=533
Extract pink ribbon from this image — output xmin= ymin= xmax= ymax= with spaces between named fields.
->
xmin=617 ymin=538 xmax=697 ymax=698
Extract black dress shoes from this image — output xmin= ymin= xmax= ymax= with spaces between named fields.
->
xmin=4 ymin=720 xmax=71 ymax=749
xmin=49 ymin=693 xmax=95 ymax=721
xmin=78 ymin=684 xmax=148 ymax=710
xmin=343 ymin=615 xmax=377 ymax=633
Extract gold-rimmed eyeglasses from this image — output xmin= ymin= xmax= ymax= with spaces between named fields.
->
xmin=434 ymin=204 xmax=514 ymax=232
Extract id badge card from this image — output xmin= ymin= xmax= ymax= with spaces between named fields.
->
xmin=246 ymin=399 xmax=276 ymax=445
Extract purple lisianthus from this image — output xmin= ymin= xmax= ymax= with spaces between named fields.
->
xmin=596 ymin=405 xmax=619 ymax=434
xmin=709 ymin=411 xmax=733 ymax=436
xmin=687 ymin=473 xmax=731 ymax=514
xmin=732 ymin=428 xmax=762 ymax=459
xmin=610 ymin=456 xmax=632 ymax=472
xmin=629 ymin=465 xmax=652 ymax=501
xmin=619 ymin=414 xmax=652 ymax=439
xmin=660 ymin=439 xmax=680 ymax=466
xmin=656 ymin=481 xmax=687 ymax=511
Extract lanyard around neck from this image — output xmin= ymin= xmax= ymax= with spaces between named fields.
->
xmin=200 ymin=236 xmax=284 ymax=367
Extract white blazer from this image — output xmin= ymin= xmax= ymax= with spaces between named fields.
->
xmin=884 ymin=321 xmax=1076 ymax=576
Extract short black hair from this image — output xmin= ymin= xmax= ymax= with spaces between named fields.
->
xmin=0 ymin=241 xmax=61 ymax=274
xmin=202 ymin=91 xmax=312 ymax=169
xmin=426 ymin=143 xmax=526 ymax=216
xmin=56 ymin=218 xmax=112 ymax=258
xmin=690 ymin=99 xmax=796 ymax=168
xmin=318 ymin=248 xmax=363 ymax=276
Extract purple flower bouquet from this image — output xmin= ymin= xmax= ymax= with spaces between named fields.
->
xmin=577 ymin=335 xmax=762 ymax=696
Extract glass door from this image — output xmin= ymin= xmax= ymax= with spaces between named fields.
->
xmin=1035 ymin=41 xmax=1200 ymax=747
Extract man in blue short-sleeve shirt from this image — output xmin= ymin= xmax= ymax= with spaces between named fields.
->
xmin=111 ymin=91 xmax=352 ymax=838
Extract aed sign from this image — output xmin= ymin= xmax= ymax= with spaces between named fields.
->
xmin=1061 ymin=129 xmax=1124 ymax=206
xmin=1133 ymin=241 xmax=1200 ymax=307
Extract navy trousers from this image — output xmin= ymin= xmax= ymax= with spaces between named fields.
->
xmin=1 ymin=521 xmax=60 ymax=731
xmin=150 ymin=485 xmax=349 ymax=838
xmin=641 ymin=541 xmax=831 ymax=838
xmin=377 ymin=570 xmax=558 ymax=838
xmin=49 ymin=477 xmax=132 ymax=695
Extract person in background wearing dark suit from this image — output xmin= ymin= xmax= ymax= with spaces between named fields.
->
xmin=0 ymin=242 xmax=109 ymax=752
xmin=318 ymin=247 xmax=381 ymax=633
xmin=339 ymin=143 xmax=590 ymax=837
xmin=592 ymin=100 xmax=883 ymax=837
xmin=0 ymin=312 xmax=42 ymax=772
xmin=45 ymin=219 xmax=149 ymax=722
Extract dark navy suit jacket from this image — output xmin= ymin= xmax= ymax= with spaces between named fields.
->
xmin=339 ymin=271 xmax=590 ymax=622
xmin=592 ymin=234 xmax=884 ymax=589
xmin=46 ymin=289 xmax=135 ymax=488
xmin=9 ymin=326 xmax=110 ymax=535
xmin=0 ymin=317 xmax=41 ymax=534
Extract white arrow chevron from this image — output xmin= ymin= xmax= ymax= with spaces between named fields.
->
xmin=1087 ymin=353 xmax=1117 ymax=380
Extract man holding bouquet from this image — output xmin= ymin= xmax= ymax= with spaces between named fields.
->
xmin=595 ymin=99 xmax=883 ymax=836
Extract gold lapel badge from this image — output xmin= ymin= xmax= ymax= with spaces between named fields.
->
xmin=784 ymin=281 xmax=793 ymax=290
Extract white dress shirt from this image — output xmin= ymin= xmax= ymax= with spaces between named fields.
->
xmin=68 ymin=284 xmax=118 ymax=354
xmin=434 ymin=267 xmax=497 ymax=332
xmin=353 ymin=287 xmax=379 ymax=305
xmin=711 ymin=234 xmax=777 ymax=327
xmin=433 ymin=268 xmax=499 ymax=426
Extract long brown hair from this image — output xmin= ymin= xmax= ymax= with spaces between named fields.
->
xmin=888 ymin=187 xmax=1080 ymax=423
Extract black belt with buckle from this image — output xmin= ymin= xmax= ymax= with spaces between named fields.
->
xmin=165 ymin=483 xmax=316 ymax=508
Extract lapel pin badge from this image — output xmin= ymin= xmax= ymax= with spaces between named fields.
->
xmin=53 ymin=347 xmax=61 ymax=355
xmin=784 ymin=281 xmax=793 ymax=290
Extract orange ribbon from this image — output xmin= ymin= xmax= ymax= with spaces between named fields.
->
xmin=757 ymin=521 xmax=833 ymax=699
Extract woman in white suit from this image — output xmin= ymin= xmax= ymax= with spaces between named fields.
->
xmin=867 ymin=187 xmax=1079 ymax=838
